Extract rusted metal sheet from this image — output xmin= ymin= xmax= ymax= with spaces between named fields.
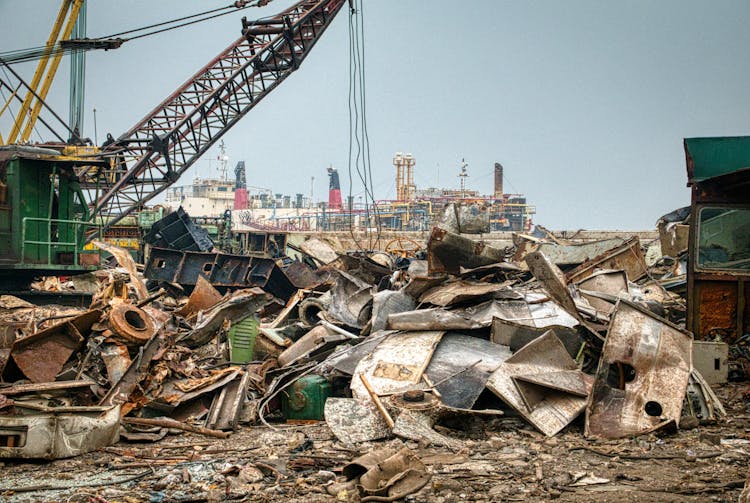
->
xmin=350 ymin=331 xmax=444 ymax=400
xmin=206 ymin=370 xmax=252 ymax=431
xmin=8 ymin=309 xmax=101 ymax=383
xmin=299 ymin=237 xmax=339 ymax=265
xmin=436 ymin=202 xmax=490 ymax=234
xmin=92 ymin=240 xmax=149 ymax=300
xmin=565 ymin=236 xmax=648 ymax=283
xmin=525 ymin=251 xmax=581 ymax=321
xmin=576 ymin=269 xmax=629 ymax=314
xmin=657 ymin=207 xmax=690 ymax=257
xmin=427 ymin=227 xmax=506 ymax=275
xmin=176 ymin=275 xmax=223 ymax=319
xmin=491 ymin=318 xmax=583 ymax=357
xmin=100 ymin=327 xmax=170 ymax=408
xmin=684 ymin=368 xmax=726 ymax=422
xmin=694 ymin=281 xmax=739 ymax=342
xmin=585 ymin=300 xmax=693 ymax=439
xmin=0 ymin=380 xmax=95 ymax=396
xmin=371 ymin=290 xmax=416 ymax=332
xmin=327 ymin=270 xmax=373 ymax=329
xmin=160 ymin=368 xmax=241 ymax=407
xmin=419 ymin=280 xmax=509 ymax=307
xmin=0 ymin=404 xmax=120 ymax=460
xmin=100 ymin=343 xmax=131 ymax=385
xmin=277 ymin=325 xmax=349 ymax=367
xmin=324 ymin=397 xmax=391 ymax=444
xmin=424 ymin=333 xmax=511 ymax=409
xmin=388 ymin=294 xmax=578 ymax=332
xmin=486 ymin=330 xmax=593 ymax=437
xmin=512 ymin=236 xmax=626 ymax=267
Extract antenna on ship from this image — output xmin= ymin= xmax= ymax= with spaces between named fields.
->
xmin=217 ymin=140 xmax=229 ymax=180
xmin=458 ymin=158 xmax=469 ymax=198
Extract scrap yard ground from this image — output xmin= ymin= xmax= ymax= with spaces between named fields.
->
xmin=0 ymin=384 xmax=747 ymax=502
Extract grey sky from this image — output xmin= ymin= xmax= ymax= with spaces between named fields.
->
xmin=1 ymin=0 xmax=749 ymax=229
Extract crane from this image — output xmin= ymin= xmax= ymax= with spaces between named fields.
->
xmin=80 ymin=0 xmax=348 ymax=239
xmin=1 ymin=0 xmax=85 ymax=145
xmin=0 ymin=0 xmax=349 ymax=293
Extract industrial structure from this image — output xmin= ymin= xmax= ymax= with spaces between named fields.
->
xmin=237 ymin=155 xmax=535 ymax=232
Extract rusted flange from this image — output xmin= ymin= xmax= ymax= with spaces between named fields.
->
xmin=108 ymin=304 xmax=155 ymax=346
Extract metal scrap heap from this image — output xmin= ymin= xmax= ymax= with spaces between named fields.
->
xmin=0 ymin=208 xmax=738 ymax=501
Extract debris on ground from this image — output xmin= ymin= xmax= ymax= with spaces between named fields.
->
xmin=1 ymin=205 xmax=748 ymax=502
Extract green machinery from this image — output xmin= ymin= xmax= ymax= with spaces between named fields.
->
xmin=0 ymin=146 xmax=104 ymax=290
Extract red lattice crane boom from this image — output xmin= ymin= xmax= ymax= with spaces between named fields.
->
xmin=86 ymin=0 xmax=347 ymax=237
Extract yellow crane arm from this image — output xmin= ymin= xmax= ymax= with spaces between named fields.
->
xmin=6 ymin=0 xmax=83 ymax=144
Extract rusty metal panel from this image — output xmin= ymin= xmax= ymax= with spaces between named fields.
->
xmin=525 ymin=251 xmax=581 ymax=321
xmin=0 ymin=405 xmax=120 ymax=460
xmin=486 ymin=330 xmax=593 ymax=436
xmin=9 ymin=309 xmax=101 ymax=383
xmin=695 ymin=281 xmax=738 ymax=340
xmin=427 ymin=227 xmax=505 ymax=275
xmin=388 ymin=295 xmax=578 ymax=332
xmin=424 ymin=333 xmax=511 ymax=409
xmin=350 ymin=331 xmax=444 ymax=400
xmin=328 ymin=270 xmax=373 ymax=329
xmin=419 ymin=280 xmax=509 ymax=307
xmin=324 ymin=397 xmax=391 ymax=443
xmin=524 ymin=238 xmax=627 ymax=267
xmin=206 ymin=370 xmax=252 ymax=431
xmin=176 ymin=275 xmax=223 ymax=318
xmin=210 ymin=253 xmax=253 ymax=286
xmin=585 ymin=300 xmax=693 ymax=439
xmin=576 ymin=269 xmax=629 ymax=314
xmin=565 ymin=236 xmax=648 ymax=283
xmin=143 ymin=247 xmax=185 ymax=282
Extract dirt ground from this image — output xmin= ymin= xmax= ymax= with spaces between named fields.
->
xmin=1 ymin=383 xmax=748 ymax=503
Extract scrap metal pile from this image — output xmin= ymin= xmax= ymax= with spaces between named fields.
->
xmin=0 ymin=207 xmax=726 ymax=500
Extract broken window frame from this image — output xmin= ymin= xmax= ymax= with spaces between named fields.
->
xmin=694 ymin=204 xmax=750 ymax=274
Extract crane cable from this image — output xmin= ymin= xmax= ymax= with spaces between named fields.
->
xmin=0 ymin=1 xmax=263 ymax=65
xmin=346 ymin=0 xmax=379 ymax=251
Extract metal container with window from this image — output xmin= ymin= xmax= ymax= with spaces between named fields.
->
xmin=685 ymin=137 xmax=750 ymax=346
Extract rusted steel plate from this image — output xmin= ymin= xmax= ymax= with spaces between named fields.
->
xmin=424 ymin=333 xmax=511 ymax=409
xmin=695 ymin=281 xmax=738 ymax=342
xmin=388 ymin=294 xmax=578 ymax=332
xmin=486 ymin=330 xmax=592 ymax=437
xmin=324 ymin=397 xmax=391 ymax=444
xmin=176 ymin=275 xmax=223 ymax=319
xmin=427 ymin=227 xmax=505 ymax=275
xmin=576 ymin=269 xmax=629 ymax=314
xmin=419 ymin=280 xmax=509 ymax=307
xmin=351 ymin=331 xmax=444 ymax=400
xmin=9 ymin=310 xmax=101 ymax=383
xmin=92 ymin=240 xmax=148 ymax=300
xmin=585 ymin=300 xmax=692 ymax=439
xmin=525 ymin=251 xmax=581 ymax=321
xmin=565 ymin=236 xmax=648 ymax=284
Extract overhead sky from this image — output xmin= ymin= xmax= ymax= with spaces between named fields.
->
xmin=1 ymin=0 xmax=749 ymax=230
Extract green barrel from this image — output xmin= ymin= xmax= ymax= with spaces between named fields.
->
xmin=281 ymin=375 xmax=332 ymax=421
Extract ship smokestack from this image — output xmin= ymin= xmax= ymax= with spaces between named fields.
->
xmin=327 ymin=167 xmax=343 ymax=210
xmin=233 ymin=161 xmax=249 ymax=210
xmin=494 ymin=162 xmax=504 ymax=199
